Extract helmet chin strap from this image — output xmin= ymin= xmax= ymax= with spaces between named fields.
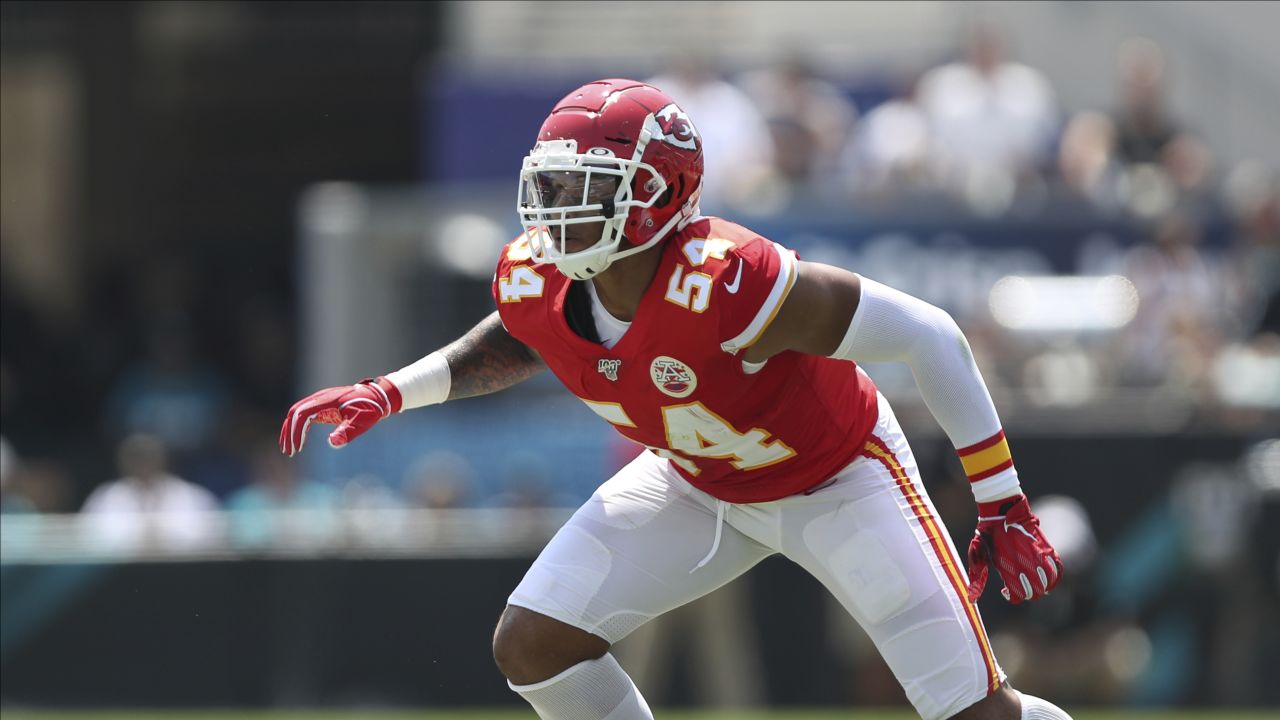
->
xmin=630 ymin=128 xmax=654 ymax=164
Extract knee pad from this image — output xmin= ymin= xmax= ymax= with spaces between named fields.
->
xmin=827 ymin=529 xmax=912 ymax=624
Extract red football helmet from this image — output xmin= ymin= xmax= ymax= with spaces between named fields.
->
xmin=518 ymin=79 xmax=704 ymax=280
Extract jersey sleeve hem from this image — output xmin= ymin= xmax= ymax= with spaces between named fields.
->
xmin=719 ymin=242 xmax=798 ymax=354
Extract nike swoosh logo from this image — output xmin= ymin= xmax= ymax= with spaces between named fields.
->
xmin=724 ymin=260 xmax=743 ymax=294
xmin=1005 ymin=521 xmax=1037 ymax=541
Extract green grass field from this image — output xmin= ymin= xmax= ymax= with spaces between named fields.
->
xmin=1 ymin=711 xmax=1275 ymax=720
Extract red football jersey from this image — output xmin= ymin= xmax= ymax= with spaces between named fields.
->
xmin=493 ymin=216 xmax=879 ymax=503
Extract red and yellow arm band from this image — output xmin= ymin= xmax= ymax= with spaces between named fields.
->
xmin=957 ymin=430 xmax=1022 ymax=503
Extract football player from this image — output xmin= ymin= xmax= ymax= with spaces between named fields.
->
xmin=281 ymin=79 xmax=1070 ymax=720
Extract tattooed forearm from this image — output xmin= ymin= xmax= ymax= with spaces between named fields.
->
xmin=442 ymin=311 xmax=545 ymax=400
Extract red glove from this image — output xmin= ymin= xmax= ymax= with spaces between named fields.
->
xmin=966 ymin=494 xmax=1063 ymax=604
xmin=279 ymin=377 xmax=402 ymax=457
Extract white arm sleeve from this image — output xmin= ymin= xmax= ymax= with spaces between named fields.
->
xmin=830 ymin=276 xmax=1021 ymax=500
xmin=385 ymin=351 xmax=451 ymax=410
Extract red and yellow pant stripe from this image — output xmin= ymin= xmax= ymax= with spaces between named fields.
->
xmin=862 ymin=435 xmax=1002 ymax=696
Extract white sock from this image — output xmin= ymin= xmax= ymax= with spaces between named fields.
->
xmin=1019 ymin=691 xmax=1073 ymax=719
xmin=510 ymin=653 xmax=654 ymax=720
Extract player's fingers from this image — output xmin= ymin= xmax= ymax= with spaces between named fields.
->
xmin=294 ymin=416 xmax=314 ymax=455
xmin=279 ymin=417 xmax=290 ymax=455
xmin=328 ymin=421 xmax=352 ymax=449
xmin=328 ymin=407 xmax=378 ymax=448
xmin=281 ymin=387 xmax=349 ymax=455
xmin=283 ymin=405 xmax=310 ymax=457
xmin=280 ymin=400 xmax=307 ymax=456
xmin=327 ymin=397 xmax=384 ymax=448
xmin=1045 ymin=558 xmax=1060 ymax=587
xmin=964 ymin=536 xmax=990 ymax=602
xmin=1019 ymin=573 xmax=1033 ymax=601
xmin=966 ymin=533 xmax=987 ymax=566
xmin=298 ymin=407 xmax=343 ymax=453
xmin=966 ymin=565 xmax=988 ymax=603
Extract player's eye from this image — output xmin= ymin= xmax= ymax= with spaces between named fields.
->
xmin=585 ymin=174 xmax=621 ymax=204
xmin=529 ymin=174 xmax=552 ymax=206
xmin=534 ymin=178 xmax=556 ymax=206
xmin=534 ymin=172 xmax=587 ymax=207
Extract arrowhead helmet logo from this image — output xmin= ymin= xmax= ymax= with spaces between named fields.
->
xmin=648 ymin=104 xmax=700 ymax=151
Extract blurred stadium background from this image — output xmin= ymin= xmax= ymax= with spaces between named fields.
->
xmin=2 ymin=1 xmax=1278 ymax=717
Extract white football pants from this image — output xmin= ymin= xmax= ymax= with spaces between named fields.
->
xmin=509 ymin=392 xmax=1005 ymax=720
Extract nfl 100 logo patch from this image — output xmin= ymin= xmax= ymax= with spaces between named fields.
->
xmin=597 ymin=358 xmax=622 ymax=381
xmin=650 ymin=356 xmax=697 ymax=398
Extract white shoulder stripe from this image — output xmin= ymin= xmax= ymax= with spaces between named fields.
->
xmin=720 ymin=242 xmax=798 ymax=353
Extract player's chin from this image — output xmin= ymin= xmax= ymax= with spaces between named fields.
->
xmin=561 ymin=240 xmax=594 ymax=254
xmin=562 ymin=230 xmax=603 ymax=253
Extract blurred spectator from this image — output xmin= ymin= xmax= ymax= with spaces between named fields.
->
xmin=841 ymin=74 xmax=932 ymax=199
xmin=1108 ymin=37 xmax=1213 ymax=219
xmin=490 ymin=451 xmax=578 ymax=509
xmin=488 ymin=452 xmax=577 ymax=544
xmin=1112 ymin=37 xmax=1178 ymax=165
xmin=739 ymin=55 xmax=859 ymax=191
xmin=403 ymin=450 xmax=475 ymax=510
xmin=646 ymin=53 xmax=775 ymax=211
xmin=1114 ymin=212 xmax=1223 ymax=391
xmin=916 ymin=26 xmax=1060 ymax=214
xmin=225 ymin=441 xmax=339 ymax=550
xmin=1209 ymin=167 xmax=1280 ymax=417
xmin=104 ymin=314 xmax=231 ymax=465
xmin=1057 ymin=111 xmax=1125 ymax=212
xmin=339 ymin=472 xmax=403 ymax=511
xmin=182 ymin=404 xmax=266 ymax=500
xmin=399 ymin=450 xmax=476 ymax=548
xmin=81 ymin=432 xmax=220 ymax=553
xmin=233 ymin=293 xmax=296 ymax=413
xmin=1221 ymin=162 xmax=1280 ymax=339
xmin=744 ymin=116 xmax=823 ymax=213
xmin=0 ymin=433 xmax=75 ymax=519
xmin=0 ymin=436 xmax=78 ymax=558
xmin=1092 ymin=461 xmax=1269 ymax=705
xmin=337 ymin=472 xmax=406 ymax=548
